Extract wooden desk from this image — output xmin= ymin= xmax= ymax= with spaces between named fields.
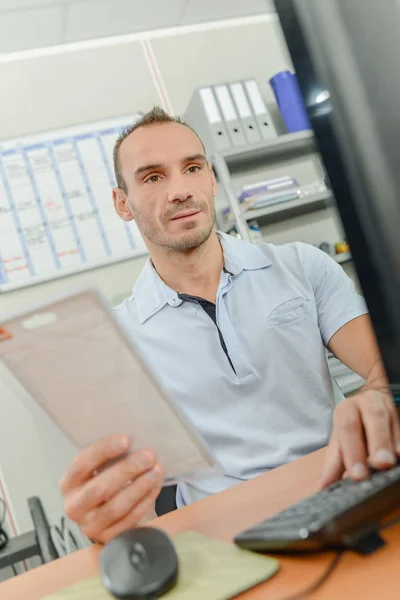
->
xmin=1 ymin=449 xmax=400 ymax=600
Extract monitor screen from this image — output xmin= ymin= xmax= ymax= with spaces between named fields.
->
xmin=274 ymin=0 xmax=400 ymax=399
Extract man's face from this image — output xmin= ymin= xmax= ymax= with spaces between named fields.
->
xmin=113 ymin=122 xmax=217 ymax=253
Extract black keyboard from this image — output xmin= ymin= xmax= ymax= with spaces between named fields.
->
xmin=234 ymin=463 xmax=400 ymax=553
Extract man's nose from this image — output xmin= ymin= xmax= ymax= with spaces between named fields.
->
xmin=167 ymin=174 xmax=193 ymax=203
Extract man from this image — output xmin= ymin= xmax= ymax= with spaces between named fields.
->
xmin=60 ymin=107 xmax=400 ymax=544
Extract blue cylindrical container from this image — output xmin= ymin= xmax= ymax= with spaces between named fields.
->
xmin=269 ymin=70 xmax=311 ymax=132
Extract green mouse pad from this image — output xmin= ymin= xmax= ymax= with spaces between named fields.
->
xmin=43 ymin=531 xmax=280 ymax=600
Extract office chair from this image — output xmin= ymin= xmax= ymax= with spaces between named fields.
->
xmin=0 ymin=496 xmax=58 ymax=575
xmin=155 ymin=485 xmax=177 ymax=516
xmin=27 ymin=497 xmax=59 ymax=563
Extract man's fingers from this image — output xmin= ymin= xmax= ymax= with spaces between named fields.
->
xmin=64 ymin=449 xmax=156 ymax=522
xmin=60 ymin=434 xmax=131 ymax=494
xmin=318 ymin=436 xmax=344 ymax=490
xmin=384 ymin=396 xmax=400 ymax=457
xmin=96 ymin=483 xmax=163 ymax=545
xmin=80 ymin=464 xmax=163 ymax=541
xmin=335 ymin=400 xmax=369 ymax=480
xmin=357 ymin=391 xmax=396 ymax=468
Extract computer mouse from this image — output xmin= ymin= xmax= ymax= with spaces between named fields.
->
xmin=99 ymin=527 xmax=178 ymax=600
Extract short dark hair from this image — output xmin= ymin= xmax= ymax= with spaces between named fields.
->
xmin=113 ymin=106 xmax=206 ymax=193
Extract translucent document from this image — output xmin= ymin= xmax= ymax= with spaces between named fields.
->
xmin=0 ymin=289 xmax=217 ymax=484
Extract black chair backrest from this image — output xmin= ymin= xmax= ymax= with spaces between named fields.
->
xmin=27 ymin=496 xmax=59 ymax=563
xmin=155 ymin=485 xmax=177 ymax=516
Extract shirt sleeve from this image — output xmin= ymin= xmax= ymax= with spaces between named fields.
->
xmin=296 ymin=243 xmax=368 ymax=346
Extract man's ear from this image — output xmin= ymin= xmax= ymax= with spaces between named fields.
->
xmin=208 ymin=163 xmax=218 ymax=197
xmin=112 ymin=188 xmax=134 ymax=221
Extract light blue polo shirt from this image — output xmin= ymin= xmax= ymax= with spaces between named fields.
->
xmin=114 ymin=233 xmax=367 ymax=507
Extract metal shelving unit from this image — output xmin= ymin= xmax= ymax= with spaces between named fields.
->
xmin=221 ymin=130 xmax=315 ymax=167
xmin=334 ymin=252 xmax=352 ymax=264
xmin=221 ymin=190 xmax=333 ymax=234
xmin=213 ymin=131 xmax=327 ymax=242
xmin=328 ymin=354 xmax=364 ymax=396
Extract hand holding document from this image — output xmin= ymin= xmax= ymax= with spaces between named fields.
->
xmin=0 ymin=289 xmax=217 ymax=486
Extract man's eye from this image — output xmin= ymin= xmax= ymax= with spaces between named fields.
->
xmin=186 ymin=165 xmax=200 ymax=174
xmin=145 ymin=175 xmax=161 ymax=183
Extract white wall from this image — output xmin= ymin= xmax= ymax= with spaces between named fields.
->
xmin=0 ymin=14 xmax=350 ymax=535
xmin=0 ymin=363 xmax=75 ymax=528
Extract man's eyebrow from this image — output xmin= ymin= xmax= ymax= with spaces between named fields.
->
xmin=134 ymin=163 xmax=164 ymax=177
xmin=182 ymin=154 xmax=207 ymax=163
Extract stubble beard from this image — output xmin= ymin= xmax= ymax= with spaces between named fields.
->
xmin=133 ymin=203 xmax=216 ymax=254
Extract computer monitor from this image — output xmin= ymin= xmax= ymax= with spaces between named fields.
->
xmin=274 ymin=0 xmax=400 ymax=401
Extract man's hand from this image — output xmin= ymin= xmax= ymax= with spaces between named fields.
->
xmin=60 ymin=434 xmax=164 ymax=544
xmin=319 ymin=314 xmax=400 ymax=488
xmin=319 ymin=388 xmax=400 ymax=489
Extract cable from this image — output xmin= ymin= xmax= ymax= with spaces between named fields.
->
xmin=0 ymin=528 xmax=7 ymax=550
xmin=274 ymin=514 xmax=400 ymax=600
xmin=275 ymin=550 xmax=344 ymax=600
xmin=0 ymin=499 xmax=18 ymax=577
xmin=0 ymin=498 xmax=9 ymax=551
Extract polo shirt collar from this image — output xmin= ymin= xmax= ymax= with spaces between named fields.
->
xmin=132 ymin=260 xmax=175 ymax=324
xmin=218 ymin=231 xmax=272 ymax=274
xmin=133 ymin=231 xmax=272 ymax=323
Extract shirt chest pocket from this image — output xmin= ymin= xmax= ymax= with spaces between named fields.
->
xmin=265 ymin=296 xmax=314 ymax=328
